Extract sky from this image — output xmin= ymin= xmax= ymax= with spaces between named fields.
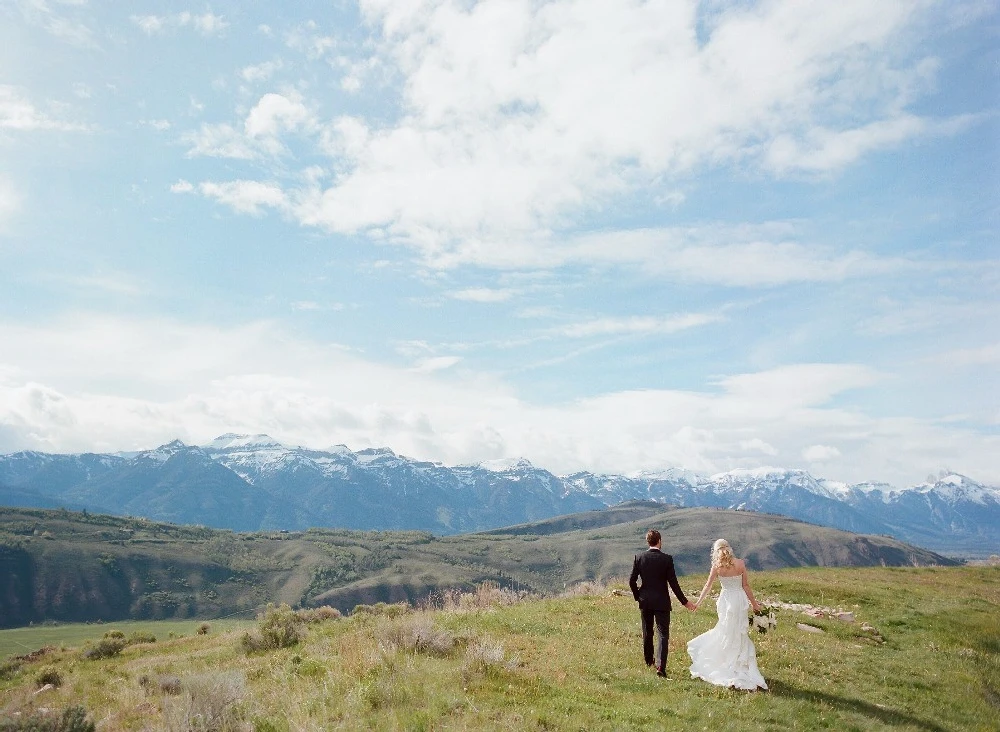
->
xmin=0 ymin=0 xmax=997 ymax=488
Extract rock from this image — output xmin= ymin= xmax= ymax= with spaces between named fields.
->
xmin=835 ymin=611 xmax=855 ymax=622
xmin=797 ymin=623 xmax=825 ymax=634
xmin=33 ymin=684 xmax=55 ymax=695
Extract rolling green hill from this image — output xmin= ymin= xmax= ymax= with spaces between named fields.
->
xmin=0 ymin=503 xmax=954 ymax=628
xmin=0 ymin=566 xmax=996 ymax=731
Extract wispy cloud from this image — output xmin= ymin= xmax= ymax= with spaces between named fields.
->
xmin=0 ymin=85 xmax=87 ymax=132
xmin=131 ymin=11 xmax=228 ymax=37
xmin=450 ymin=288 xmax=514 ymax=303
xmin=556 ymin=313 xmax=722 ymax=338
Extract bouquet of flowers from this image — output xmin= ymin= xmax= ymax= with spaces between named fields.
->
xmin=749 ymin=606 xmax=778 ymax=634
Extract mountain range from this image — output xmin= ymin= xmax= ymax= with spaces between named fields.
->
xmin=1 ymin=433 xmax=997 ymax=555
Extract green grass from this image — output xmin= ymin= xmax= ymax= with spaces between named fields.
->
xmin=0 ymin=619 xmax=250 ymax=660
xmin=1 ymin=565 xmax=997 ymax=730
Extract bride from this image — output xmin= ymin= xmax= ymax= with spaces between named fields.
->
xmin=687 ymin=539 xmax=768 ymax=691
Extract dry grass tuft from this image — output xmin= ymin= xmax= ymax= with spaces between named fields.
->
xmin=161 ymin=671 xmax=246 ymax=732
xmin=378 ymin=615 xmax=456 ymax=657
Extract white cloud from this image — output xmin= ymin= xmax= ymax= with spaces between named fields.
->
xmin=131 ymin=14 xmax=166 ymax=35
xmin=132 ymin=11 xmax=228 ymax=36
xmin=557 ymin=313 xmax=722 ymax=338
xmin=18 ymin=0 xmax=97 ymax=47
xmin=740 ymin=438 xmax=778 ymax=456
xmin=244 ymin=92 xmax=313 ymax=139
xmin=259 ymin=0 xmax=960 ymax=266
xmin=450 ymin=288 xmax=514 ymax=303
xmin=182 ymin=93 xmax=316 ymax=160
xmin=412 ymin=356 xmax=462 ymax=372
xmin=1 ymin=314 xmax=996 ymax=486
xmin=181 ymin=123 xmax=258 ymax=159
xmin=198 ymin=180 xmax=288 ymax=216
xmin=240 ymin=60 xmax=284 ymax=83
xmin=0 ymin=177 xmax=21 ymax=225
xmin=170 ymin=179 xmax=195 ymax=193
xmin=803 ymin=444 xmax=842 ymax=462
xmin=0 ymin=85 xmax=85 ymax=132
xmin=930 ymin=343 xmax=1000 ymax=367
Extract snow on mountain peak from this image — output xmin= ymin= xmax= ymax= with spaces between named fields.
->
xmin=205 ymin=433 xmax=285 ymax=451
xmin=479 ymin=457 xmax=534 ymax=472
xmin=139 ymin=439 xmax=189 ymax=463
xmin=917 ymin=474 xmax=998 ymax=505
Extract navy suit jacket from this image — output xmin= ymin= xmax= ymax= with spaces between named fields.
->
xmin=629 ymin=548 xmax=688 ymax=612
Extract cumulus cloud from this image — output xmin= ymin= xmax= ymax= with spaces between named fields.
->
xmin=269 ymin=0 xmax=957 ymax=266
xmin=1 ymin=314 xmax=996 ymax=486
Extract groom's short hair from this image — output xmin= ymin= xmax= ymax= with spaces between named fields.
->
xmin=645 ymin=529 xmax=661 ymax=546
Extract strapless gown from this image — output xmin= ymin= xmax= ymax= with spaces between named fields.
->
xmin=687 ymin=575 xmax=767 ymax=690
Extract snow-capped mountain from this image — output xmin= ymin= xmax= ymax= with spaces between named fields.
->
xmin=1 ymin=437 xmax=996 ymax=554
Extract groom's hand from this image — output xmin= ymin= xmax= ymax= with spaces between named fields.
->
xmin=684 ymin=601 xmax=696 ymax=611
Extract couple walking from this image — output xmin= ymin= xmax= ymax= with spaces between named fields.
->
xmin=628 ymin=529 xmax=767 ymax=691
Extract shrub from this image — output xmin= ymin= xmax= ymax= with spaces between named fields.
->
xmin=241 ymin=603 xmax=303 ymax=653
xmin=197 ymin=622 xmax=211 ymax=635
xmin=0 ymin=706 xmax=95 ymax=732
xmin=0 ymin=659 xmax=23 ymax=681
xmin=127 ymin=631 xmax=157 ymax=645
xmin=351 ymin=602 xmax=410 ymax=618
xmin=139 ymin=674 xmax=181 ymax=695
xmin=295 ymin=605 xmax=341 ymax=623
xmin=102 ymin=630 xmax=125 ymax=640
xmin=81 ymin=637 xmax=127 ymax=660
xmin=161 ymin=671 xmax=246 ymax=732
xmin=34 ymin=666 xmax=63 ymax=688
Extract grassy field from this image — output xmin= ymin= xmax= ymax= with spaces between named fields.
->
xmin=0 ymin=619 xmax=250 ymax=660
xmin=1 ymin=565 xmax=996 ymax=731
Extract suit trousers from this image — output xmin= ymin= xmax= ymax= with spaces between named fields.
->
xmin=640 ymin=607 xmax=670 ymax=670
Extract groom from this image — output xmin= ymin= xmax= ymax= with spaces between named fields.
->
xmin=629 ymin=529 xmax=695 ymax=677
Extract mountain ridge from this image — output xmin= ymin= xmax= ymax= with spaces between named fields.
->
xmin=1 ymin=434 xmax=997 ymax=555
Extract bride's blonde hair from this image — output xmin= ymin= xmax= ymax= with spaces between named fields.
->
xmin=711 ymin=539 xmax=735 ymax=569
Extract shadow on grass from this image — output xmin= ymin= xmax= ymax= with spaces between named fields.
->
xmin=767 ymin=679 xmax=947 ymax=732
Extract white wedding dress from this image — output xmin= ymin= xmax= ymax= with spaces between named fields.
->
xmin=687 ymin=575 xmax=767 ymax=690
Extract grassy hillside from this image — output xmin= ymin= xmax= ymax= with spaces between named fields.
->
xmin=1 ymin=504 xmax=954 ymax=628
xmin=0 ymin=566 xmax=996 ymax=731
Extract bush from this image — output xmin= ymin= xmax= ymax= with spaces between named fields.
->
xmin=139 ymin=674 xmax=181 ymax=695
xmin=34 ymin=666 xmax=63 ymax=688
xmin=241 ymin=603 xmax=303 ymax=653
xmin=127 ymin=631 xmax=157 ymax=644
xmin=0 ymin=659 xmax=23 ymax=681
xmin=81 ymin=637 xmax=127 ymax=660
xmin=197 ymin=622 xmax=211 ymax=635
xmin=351 ymin=602 xmax=411 ymax=619
xmin=295 ymin=606 xmax=341 ymax=623
xmin=102 ymin=630 xmax=125 ymax=640
xmin=0 ymin=706 xmax=95 ymax=732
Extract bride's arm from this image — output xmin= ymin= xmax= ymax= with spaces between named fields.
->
xmin=740 ymin=561 xmax=761 ymax=612
xmin=695 ymin=566 xmax=718 ymax=609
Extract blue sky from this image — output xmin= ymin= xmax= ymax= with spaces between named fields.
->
xmin=0 ymin=0 xmax=997 ymax=487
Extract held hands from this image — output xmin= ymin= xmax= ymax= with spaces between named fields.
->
xmin=684 ymin=601 xmax=697 ymax=611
